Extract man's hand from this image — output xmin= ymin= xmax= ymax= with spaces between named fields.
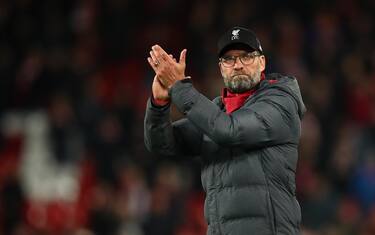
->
xmin=152 ymin=75 xmax=170 ymax=102
xmin=147 ymin=45 xmax=187 ymax=89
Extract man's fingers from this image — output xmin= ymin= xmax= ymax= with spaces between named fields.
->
xmin=179 ymin=49 xmax=187 ymax=66
xmin=147 ymin=57 xmax=158 ymax=72
xmin=152 ymin=45 xmax=171 ymax=62
xmin=149 ymin=51 xmax=158 ymax=64
xmin=169 ymin=54 xmax=177 ymax=62
xmin=153 ymin=45 xmax=167 ymax=55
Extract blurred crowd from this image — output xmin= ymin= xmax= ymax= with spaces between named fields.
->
xmin=0 ymin=0 xmax=374 ymax=234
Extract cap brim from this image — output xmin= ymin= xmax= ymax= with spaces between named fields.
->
xmin=218 ymin=43 xmax=257 ymax=57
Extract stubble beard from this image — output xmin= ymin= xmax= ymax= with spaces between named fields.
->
xmin=223 ymin=69 xmax=261 ymax=93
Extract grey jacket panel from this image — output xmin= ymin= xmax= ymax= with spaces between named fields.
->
xmin=144 ymin=74 xmax=305 ymax=235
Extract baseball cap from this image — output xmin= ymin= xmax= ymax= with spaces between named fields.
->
xmin=217 ymin=26 xmax=263 ymax=57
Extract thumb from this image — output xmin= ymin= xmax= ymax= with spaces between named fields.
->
xmin=179 ymin=49 xmax=187 ymax=66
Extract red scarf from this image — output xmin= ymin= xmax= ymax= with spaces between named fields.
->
xmin=222 ymin=73 xmax=265 ymax=114
xmin=222 ymin=89 xmax=255 ymax=114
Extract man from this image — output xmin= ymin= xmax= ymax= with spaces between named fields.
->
xmin=144 ymin=26 xmax=306 ymax=235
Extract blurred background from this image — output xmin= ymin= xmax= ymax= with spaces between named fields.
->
xmin=0 ymin=0 xmax=374 ymax=234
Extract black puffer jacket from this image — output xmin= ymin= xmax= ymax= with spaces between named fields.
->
xmin=144 ymin=73 xmax=306 ymax=235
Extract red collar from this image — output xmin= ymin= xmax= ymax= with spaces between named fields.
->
xmin=222 ymin=89 xmax=255 ymax=114
xmin=221 ymin=73 xmax=265 ymax=114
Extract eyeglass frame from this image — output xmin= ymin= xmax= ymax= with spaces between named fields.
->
xmin=219 ymin=51 xmax=262 ymax=67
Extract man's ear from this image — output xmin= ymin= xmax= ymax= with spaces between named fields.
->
xmin=259 ymin=56 xmax=266 ymax=72
xmin=218 ymin=62 xmax=223 ymax=74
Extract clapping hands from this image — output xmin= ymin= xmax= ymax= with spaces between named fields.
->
xmin=147 ymin=45 xmax=187 ymax=90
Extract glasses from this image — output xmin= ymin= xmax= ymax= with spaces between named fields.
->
xmin=219 ymin=51 xmax=261 ymax=67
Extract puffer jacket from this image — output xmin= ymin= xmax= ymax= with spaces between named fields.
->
xmin=144 ymin=73 xmax=306 ymax=235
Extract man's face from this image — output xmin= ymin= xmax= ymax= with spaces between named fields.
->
xmin=219 ymin=49 xmax=266 ymax=93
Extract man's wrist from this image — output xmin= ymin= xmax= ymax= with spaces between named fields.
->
xmin=166 ymin=76 xmax=191 ymax=90
xmin=151 ymin=95 xmax=170 ymax=107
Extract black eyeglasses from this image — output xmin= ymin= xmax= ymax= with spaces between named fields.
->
xmin=219 ymin=51 xmax=261 ymax=67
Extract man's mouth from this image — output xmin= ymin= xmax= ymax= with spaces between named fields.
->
xmin=232 ymin=74 xmax=248 ymax=78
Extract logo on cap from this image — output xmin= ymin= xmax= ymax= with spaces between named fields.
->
xmin=231 ymin=29 xmax=240 ymax=40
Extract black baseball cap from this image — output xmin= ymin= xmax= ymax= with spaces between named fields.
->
xmin=217 ymin=26 xmax=263 ymax=57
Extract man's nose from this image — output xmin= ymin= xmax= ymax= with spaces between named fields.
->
xmin=233 ymin=57 xmax=243 ymax=69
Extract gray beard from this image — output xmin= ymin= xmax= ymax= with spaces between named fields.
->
xmin=223 ymin=70 xmax=261 ymax=93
